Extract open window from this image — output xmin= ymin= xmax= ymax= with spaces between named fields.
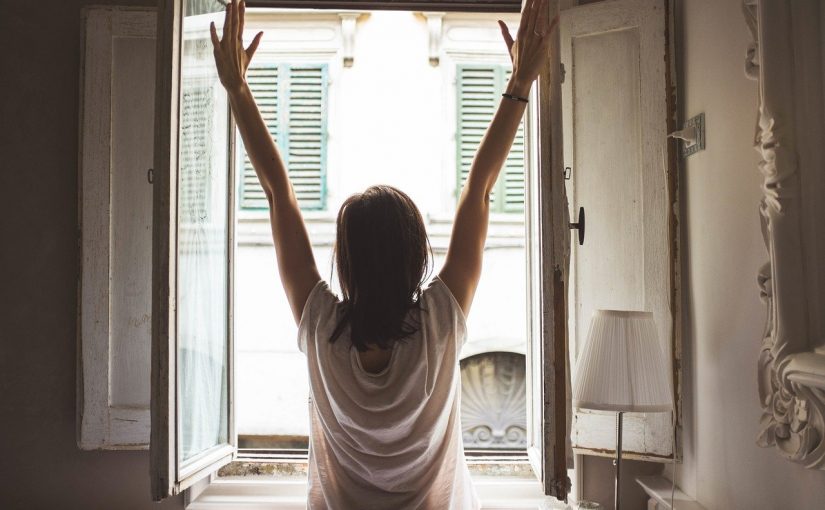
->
xmin=149 ymin=0 xmax=681 ymax=504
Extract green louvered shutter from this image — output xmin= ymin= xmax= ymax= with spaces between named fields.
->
xmin=286 ymin=65 xmax=327 ymax=210
xmin=241 ymin=66 xmax=280 ymax=210
xmin=456 ymin=65 xmax=525 ymax=213
xmin=240 ymin=64 xmax=327 ymax=211
xmin=457 ymin=66 xmax=499 ymax=203
xmin=502 ymin=68 xmax=526 ymax=213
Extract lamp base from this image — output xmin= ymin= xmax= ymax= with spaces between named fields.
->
xmin=614 ymin=411 xmax=624 ymax=510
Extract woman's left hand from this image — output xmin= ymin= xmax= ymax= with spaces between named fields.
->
xmin=210 ymin=0 xmax=263 ymax=93
xmin=497 ymin=0 xmax=559 ymax=97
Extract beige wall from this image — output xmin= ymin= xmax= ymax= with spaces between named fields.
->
xmin=6 ymin=0 xmax=825 ymax=508
xmin=675 ymin=0 xmax=825 ymax=508
xmin=0 ymin=0 xmax=182 ymax=508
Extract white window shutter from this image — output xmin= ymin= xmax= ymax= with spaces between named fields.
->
xmin=78 ymin=7 xmax=156 ymax=450
xmin=561 ymin=0 xmax=678 ymax=461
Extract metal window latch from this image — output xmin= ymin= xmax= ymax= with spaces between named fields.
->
xmin=669 ymin=112 xmax=705 ymax=158
xmin=147 ymin=168 xmax=154 ymax=184
xmin=564 ymin=166 xmax=572 ymax=180
xmin=569 ymin=206 xmax=585 ymax=246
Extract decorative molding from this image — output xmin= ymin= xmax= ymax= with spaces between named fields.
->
xmin=748 ymin=0 xmax=825 ymax=470
xmin=460 ymin=352 xmax=527 ymax=449
xmin=339 ymin=13 xmax=359 ymax=67
xmin=423 ymin=12 xmax=445 ymax=66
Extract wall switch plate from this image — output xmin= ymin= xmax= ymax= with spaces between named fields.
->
xmin=680 ymin=112 xmax=705 ymax=158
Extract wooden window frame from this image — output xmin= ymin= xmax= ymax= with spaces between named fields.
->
xmin=152 ymin=0 xmax=571 ymax=502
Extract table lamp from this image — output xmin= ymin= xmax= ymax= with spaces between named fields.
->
xmin=572 ymin=310 xmax=673 ymax=510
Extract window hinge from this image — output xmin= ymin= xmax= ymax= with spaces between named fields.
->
xmin=560 ymin=63 xmax=566 ymax=84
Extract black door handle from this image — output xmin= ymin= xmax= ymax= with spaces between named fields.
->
xmin=569 ymin=206 xmax=585 ymax=246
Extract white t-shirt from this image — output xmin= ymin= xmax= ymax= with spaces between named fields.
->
xmin=298 ymin=277 xmax=480 ymax=510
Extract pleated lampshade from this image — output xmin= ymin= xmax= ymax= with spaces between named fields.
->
xmin=573 ymin=310 xmax=673 ymax=412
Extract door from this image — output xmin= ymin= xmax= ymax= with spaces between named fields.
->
xmin=561 ymin=0 xmax=678 ymax=460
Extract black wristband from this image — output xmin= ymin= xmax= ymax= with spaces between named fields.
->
xmin=502 ymin=93 xmax=529 ymax=103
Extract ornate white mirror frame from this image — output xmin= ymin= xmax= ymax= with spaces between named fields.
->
xmin=743 ymin=0 xmax=825 ymax=469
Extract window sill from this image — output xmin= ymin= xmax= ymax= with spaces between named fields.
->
xmin=636 ymin=476 xmax=705 ymax=510
xmin=187 ymin=476 xmax=572 ymax=509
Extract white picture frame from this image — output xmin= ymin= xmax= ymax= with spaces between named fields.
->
xmin=745 ymin=0 xmax=825 ymax=470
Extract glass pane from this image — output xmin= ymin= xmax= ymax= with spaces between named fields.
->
xmin=177 ymin=0 xmax=231 ymax=465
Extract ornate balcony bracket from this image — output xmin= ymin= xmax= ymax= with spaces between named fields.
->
xmin=339 ymin=12 xmax=361 ymax=68
xmin=422 ymin=12 xmax=445 ymax=67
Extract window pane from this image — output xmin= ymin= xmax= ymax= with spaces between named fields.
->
xmin=177 ymin=0 xmax=230 ymax=465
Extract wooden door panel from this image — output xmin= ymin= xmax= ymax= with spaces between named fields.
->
xmin=561 ymin=0 xmax=675 ymax=460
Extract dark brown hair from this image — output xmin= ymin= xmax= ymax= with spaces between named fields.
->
xmin=329 ymin=185 xmax=432 ymax=351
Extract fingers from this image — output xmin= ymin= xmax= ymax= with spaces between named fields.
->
xmin=210 ymin=21 xmax=220 ymax=50
xmin=246 ymin=31 xmax=264 ymax=61
xmin=528 ymin=0 xmax=544 ymax=36
xmin=230 ymin=0 xmax=238 ymax=46
xmin=517 ymin=0 xmax=533 ymax=39
xmin=222 ymin=2 xmax=231 ymax=42
xmin=498 ymin=20 xmax=514 ymax=53
xmin=238 ymin=0 xmax=246 ymax=43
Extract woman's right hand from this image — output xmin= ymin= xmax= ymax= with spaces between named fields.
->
xmin=498 ymin=0 xmax=559 ymax=97
xmin=210 ymin=0 xmax=263 ymax=93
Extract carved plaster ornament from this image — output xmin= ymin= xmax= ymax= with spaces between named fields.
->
xmin=339 ymin=13 xmax=358 ymax=68
xmin=460 ymin=352 xmax=527 ymax=449
xmin=746 ymin=0 xmax=825 ymax=470
xmin=423 ymin=12 xmax=445 ymax=67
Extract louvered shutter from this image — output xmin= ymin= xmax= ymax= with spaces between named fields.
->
xmin=240 ymin=64 xmax=327 ymax=211
xmin=286 ymin=65 xmax=327 ymax=209
xmin=240 ymin=66 xmax=280 ymax=210
xmin=502 ymin=68 xmax=525 ymax=213
xmin=456 ymin=65 xmax=525 ymax=213
xmin=457 ymin=66 xmax=499 ymax=203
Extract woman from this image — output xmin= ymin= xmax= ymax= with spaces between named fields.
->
xmin=211 ymin=1 xmax=556 ymax=507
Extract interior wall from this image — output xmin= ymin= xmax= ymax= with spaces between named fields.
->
xmin=675 ymin=0 xmax=825 ymax=508
xmin=581 ymin=456 xmax=663 ymax=509
xmin=0 ymin=0 xmax=183 ymax=508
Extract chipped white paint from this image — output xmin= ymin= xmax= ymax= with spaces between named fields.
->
xmin=525 ymin=0 xmax=573 ymax=500
xmin=78 ymin=6 xmax=156 ymax=450
xmin=747 ymin=0 xmax=825 ymax=471
xmin=560 ymin=0 xmax=677 ymax=460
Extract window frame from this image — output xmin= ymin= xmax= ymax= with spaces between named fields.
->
xmin=152 ymin=0 xmax=572 ymax=503
xmin=151 ymin=2 xmax=238 ymax=499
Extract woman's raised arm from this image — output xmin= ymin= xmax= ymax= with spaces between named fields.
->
xmin=439 ymin=0 xmax=558 ymax=316
xmin=211 ymin=0 xmax=320 ymax=324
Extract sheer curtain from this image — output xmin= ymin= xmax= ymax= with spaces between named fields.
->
xmin=177 ymin=6 xmax=231 ymax=463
